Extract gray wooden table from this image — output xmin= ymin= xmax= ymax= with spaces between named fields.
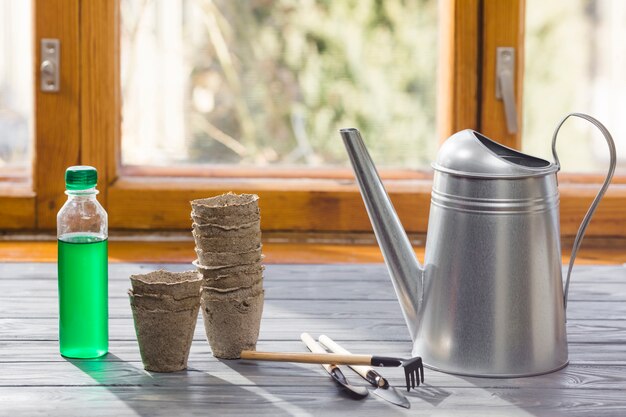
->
xmin=0 ymin=263 xmax=625 ymax=416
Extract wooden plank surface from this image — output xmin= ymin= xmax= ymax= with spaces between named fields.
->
xmin=0 ymin=263 xmax=625 ymax=416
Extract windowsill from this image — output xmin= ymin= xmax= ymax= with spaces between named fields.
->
xmin=0 ymin=238 xmax=624 ymax=264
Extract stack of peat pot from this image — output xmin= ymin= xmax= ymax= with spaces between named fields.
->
xmin=128 ymin=270 xmax=202 ymax=372
xmin=191 ymin=192 xmax=265 ymax=359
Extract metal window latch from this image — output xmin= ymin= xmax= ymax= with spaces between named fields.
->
xmin=495 ymin=47 xmax=517 ymax=134
xmin=40 ymin=39 xmax=60 ymax=93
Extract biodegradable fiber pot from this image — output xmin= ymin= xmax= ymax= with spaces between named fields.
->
xmin=130 ymin=270 xmax=202 ymax=299
xmin=201 ymin=289 xmax=264 ymax=359
xmin=128 ymin=290 xmax=200 ymax=311
xmin=194 ymin=260 xmax=264 ymax=281
xmin=199 ymin=267 xmax=263 ymax=291
xmin=129 ymin=301 xmax=199 ymax=372
xmin=191 ymin=211 xmax=261 ymax=228
xmin=193 ymin=231 xmax=261 ymax=253
xmin=202 ymin=280 xmax=264 ymax=299
xmin=192 ymin=220 xmax=260 ymax=238
xmin=194 ymin=246 xmax=263 ymax=267
xmin=191 ymin=192 xmax=259 ymax=218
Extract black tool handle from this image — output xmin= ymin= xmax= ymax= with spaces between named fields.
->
xmin=371 ymin=356 xmax=403 ymax=367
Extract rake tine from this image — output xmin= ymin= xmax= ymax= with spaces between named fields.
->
xmin=405 ymin=369 xmax=411 ymax=392
xmin=400 ymin=356 xmax=425 ymax=391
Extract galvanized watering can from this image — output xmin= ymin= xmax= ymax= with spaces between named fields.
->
xmin=341 ymin=113 xmax=616 ymax=377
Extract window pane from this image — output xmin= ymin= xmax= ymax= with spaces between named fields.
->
xmin=523 ymin=0 xmax=626 ymax=173
xmin=0 ymin=0 xmax=32 ymax=173
xmin=120 ymin=0 xmax=438 ymax=170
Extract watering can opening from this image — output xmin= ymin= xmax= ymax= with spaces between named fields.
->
xmin=433 ymin=129 xmax=558 ymax=178
xmin=473 ymin=131 xmax=551 ymax=168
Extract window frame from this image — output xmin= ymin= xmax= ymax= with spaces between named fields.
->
xmin=2 ymin=0 xmax=623 ymax=238
xmin=101 ymin=0 xmax=482 ymax=233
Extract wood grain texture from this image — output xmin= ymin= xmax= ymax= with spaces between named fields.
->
xmin=34 ymin=0 xmax=81 ymax=229
xmin=2 ymin=262 xmax=626 ymax=282
xmin=559 ymin=185 xmax=626 ymax=236
xmin=0 ymin=195 xmax=36 ymax=229
xmin=2 ymin=340 xmax=624 ymax=365
xmin=480 ymin=0 xmax=525 ymax=149
xmin=0 ymin=263 xmax=626 ymax=415
xmin=437 ymin=0 xmax=480 ymax=142
xmin=2 ymin=361 xmax=626 ymax=391
xmin=107 ymin=177 xmax=433 ymax=231
xmin=1 ymin=386 xmax=625 ymax=417
xmin=80 ymin=0 xmax=120 ymax=207
xmin=105 ymin=177 xmax=626 ymax=238
xmin=0 ymin=263 xmax=626 ymax=302
xmin=3 ymin=316 xmax=626 ymax=345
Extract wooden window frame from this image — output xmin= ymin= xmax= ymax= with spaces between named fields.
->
xmin=94 ymin=0 xmax=482 ymax=233
xmin=1 ymin=0 xmax=624 ymax=238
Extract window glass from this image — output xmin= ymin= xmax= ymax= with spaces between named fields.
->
xmin=120 ymin=0 xmax=438 ymax=170
xmin=523 ymin=0 xmax=626 ymax=173
xmin=0 ymin=0 xmax=32 ymax=173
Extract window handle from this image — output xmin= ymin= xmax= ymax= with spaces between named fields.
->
xmin=40 ymin=39 xmax=60 ymax=93
xmin=495 ymin=47 xmax=518 ymax=134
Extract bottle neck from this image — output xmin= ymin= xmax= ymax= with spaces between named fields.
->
xmin=65 ymin=187 xmax=99 ymax=199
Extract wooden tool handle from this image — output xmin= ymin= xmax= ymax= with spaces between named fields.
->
xmin=319 ymin=334 xmax=373 ymax=379
xmin=240 ymin=350 xmax=373 ymax=365
xmin=300 ymin=333 xmax=327 ymax=355
xmin=300 ymin=333 xmax=333 ymax=373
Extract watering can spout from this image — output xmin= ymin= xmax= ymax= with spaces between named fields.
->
xmin=340 ymin=128 xmax=423 ymax=341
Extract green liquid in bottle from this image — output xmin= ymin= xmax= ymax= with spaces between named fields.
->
xmin=58 ymin=234 xmax=108 ymax=358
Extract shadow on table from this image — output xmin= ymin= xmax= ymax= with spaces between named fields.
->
xmin=446 ymin=369 xmax=575 ymax=417
xmin=220 ymin=358 xmax=418 ymax=416
xmin=65 ymin=354 xmax=284 ymax=416
xmin=404 ymin=383 xmax=452 ymax=408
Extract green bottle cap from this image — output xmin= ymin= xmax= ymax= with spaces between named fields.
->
xmin=65 ymin=166 xmax=98 ymax=190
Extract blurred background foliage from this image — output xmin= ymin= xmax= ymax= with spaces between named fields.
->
xmin=523 ymin=0 xmax=626 ymax=172
xmin=120 ymin=0 xmax=625 ymax=172
xmin=186 ymin=0 xmax=438 ymax=168
xmin=121 ymin=0 xmax=438 ymax=169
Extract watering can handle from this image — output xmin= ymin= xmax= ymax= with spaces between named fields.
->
xmin=551 ymin=113 xmax=617 ymax=310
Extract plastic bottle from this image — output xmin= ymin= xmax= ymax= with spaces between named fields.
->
xmin=57 ymin=166 xmax=108 ymax=358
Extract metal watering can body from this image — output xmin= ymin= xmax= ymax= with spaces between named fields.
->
xmin=341 ymin=113 xmax=616 ymax=377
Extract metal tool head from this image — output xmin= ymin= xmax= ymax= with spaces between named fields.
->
xmin=402 ymin=356 xmax=424 ymax=391
xmin=362 ymin=370 xmax=409 ymax=407
xmin=317 ymin=335 xmax=411 ymax=408
xmin=373 ymin=386 xmax=411 ymax=408
xmin=402 ymin=356 xmax=424 ymax=392
xmin=371 ymin=355 xmax=425 ymax=392
xmin=329 ymin=368 xmax=369 ymax=399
